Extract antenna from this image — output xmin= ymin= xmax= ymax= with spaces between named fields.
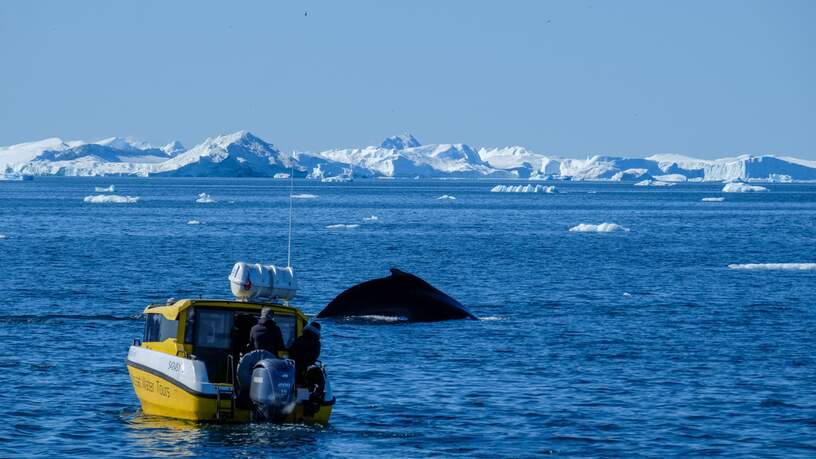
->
xmin=287 ymin=162 xmax=294 ymax=268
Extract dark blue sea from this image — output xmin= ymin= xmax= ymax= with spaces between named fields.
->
xmin=0 ymin=177 xmax=814 ymax=458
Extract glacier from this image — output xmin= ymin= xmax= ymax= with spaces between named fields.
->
xmin=3 ymin=130 xmax=816 ymax=182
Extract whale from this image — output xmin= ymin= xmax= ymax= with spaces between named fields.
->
xmin=316 ymin=269 xmax=477 ymax=322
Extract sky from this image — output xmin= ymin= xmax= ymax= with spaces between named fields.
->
xmin=1 ymin=0 xmax=814 ymax=159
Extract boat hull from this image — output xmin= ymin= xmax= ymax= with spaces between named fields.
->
xmin=127 ymin=346 xmax=333 ymax=424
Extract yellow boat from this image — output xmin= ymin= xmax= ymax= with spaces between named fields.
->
xmin=126 ymin=284 xmax=335 ymax=424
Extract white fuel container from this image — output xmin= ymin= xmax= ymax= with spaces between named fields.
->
xmin=229 ymin=262 xmax=298 ymax=301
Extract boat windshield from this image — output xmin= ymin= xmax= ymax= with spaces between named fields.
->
xmin=194 ymin=309 xmax=234 ymax=349
xmin=276 ymin=314 xmax=298 ymax=348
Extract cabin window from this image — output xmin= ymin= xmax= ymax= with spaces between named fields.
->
xmin=194 ymin=309 xmax=234 ymax=349
xmin=143 ymin=314 xmax=178 ymax=342
xmin=275 ymin=314 xmax=298 ymax=348
xmin=184 ymin=308 xmax=195 ymax=344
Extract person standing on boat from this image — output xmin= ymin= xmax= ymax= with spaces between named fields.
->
xmin=248 ymin=307 xmax=286 ymax=355
xmin=289 ymin=321 xmax=321 ymax=375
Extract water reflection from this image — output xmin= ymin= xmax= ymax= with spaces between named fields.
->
xmin=124 ymin=411 xmax=326 ymax=457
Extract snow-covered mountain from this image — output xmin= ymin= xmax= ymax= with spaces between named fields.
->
xmin=2 ymin=131 xmax=815 ymax=181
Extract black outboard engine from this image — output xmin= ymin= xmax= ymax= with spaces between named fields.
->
xmin=249 ymin=358 xmax=296 ymax=422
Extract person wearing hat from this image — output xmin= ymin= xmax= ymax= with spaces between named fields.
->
xmin=289 ymin=321 xmax=321 ymax=380
xmin=248 ymin=307 xmax=286 ymax=355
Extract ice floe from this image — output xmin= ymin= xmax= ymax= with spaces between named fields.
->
xmin=326 ymin=224 xmax=360 ymax=229
xmin=94 ymin=185 xmax=115 ymax=192
xmin=291 ymin=193 xmax=318 ymax=199
xmin=569 ymin=223 xmax=630 ymax=233
xmin=363 ymin=215 xmax=379 ymax=222
xmin=195 ymin=192 xmax=216 ymax=203
xmin=83 ymin=194 xmax=140 ymax=204
xmin=728 ymin=263 xmax=816 ymax=271
xmin=273 ymin=173 xmax=290 ymax=179
xmin=634 ymin=180 xmax=676 ymax=187
xmin=187 ymin=220 xmax=202 ymax=225
xmin=490 ymin=184 xmax=557 ymax=193
xmin=722 ymin=182 xmax=769 ymax=193
xmin=436 ymin=195 xmax=456 ymax=200
xmin=702 ymin=197 xmax=725 ymax=202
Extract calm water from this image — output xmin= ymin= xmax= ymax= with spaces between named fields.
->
xmin=0 ymin=177 xmax=814 ymax=458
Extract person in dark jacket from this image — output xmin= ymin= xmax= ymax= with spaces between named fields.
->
xmin=248 ymin=307 xmax=286 ymax=355
xmin=289 ymin=321 xmax=321 ymax=377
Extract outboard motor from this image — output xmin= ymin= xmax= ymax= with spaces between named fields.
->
xmin=249 ymin=358 xmax=296 ymax=422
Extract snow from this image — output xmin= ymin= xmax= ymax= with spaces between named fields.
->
xmin=569 ymin=223 xmax=630 ymax=233
xmin=381 ymin=134 xmax=421 ymax=150
xmin=161 ymin=140 xmax=185 ymax=156
xmin=195 ymin=193 xmax=216 ymax=203
xmin=722 ymin=182 xmax=769 ymax=193
xmin=436 ymin=195 xmax=456 ymax=200
xmin=702 ymin=197 xmax=725 ymax=202
xmin=728 ymin=263 xmax=816 ymax=271
xmin=95 ymin=185 xmax=115 ymax=192
xmin=187 ymin=220 xmax=202 ymax=225
xmin=83 ymin=194 xmax=139 ymax=204
xmin=490 ymin=184 xmax=557 ymax=193
xmin=363 ymin=215 xmax=379 ymax=222
xmin=291 ymin=193 xmax=318 ymax=199
xmin=326 ymin=224 xmax=360 ymax=229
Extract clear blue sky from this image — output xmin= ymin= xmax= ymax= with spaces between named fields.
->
xmin=1 ymin=0 xmax=814 ymax=158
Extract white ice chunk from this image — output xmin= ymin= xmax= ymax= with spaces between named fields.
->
xmin=728 ymin=263 xmax=816 ymax=270
xmin=291 ymin=193 xmax=318 ymax=199
xmin=363 ymin=215 xmax=379 ymax=222
xmin=94 ymin=185 xmax=115 ymax=192
xmin=702 ymin=197 xmax=725 ymax=202
xmin=722 ymin=182 xmax=769 ymax=193
xmin=490 ymin=184 xmax=557 ymax=193
xmin=634 ymin=180 xmax=676 ymax=187
xmin=0 ymin=234 xmax=6 ymax=239
xmin=83 ymin=194 xmax=139 ymax=204
xmin=326 ymin=224 xmax=360 ymax=229
xmin=195 ymin=192 xmax=216 ymax=203
xmin=436 ymin=195 xmax=456 ymax=200
xmin=187 ymin=220 xmax=202 ymax=225
xmin=569 ymin=223 xmax=630 ymax=233
xmin=273 ymin=173 xmax=290 ymax=179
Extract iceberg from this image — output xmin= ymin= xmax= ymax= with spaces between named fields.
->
xmin=569 ymin=223 xmax=630 ymax=233
xmin=187 ymin=220 xmax=202 ymax=225
xmin=5 ymin=130 xmax=816 ymax=181
xmin=363 ymin=215 xmax=379 ymax=222
xmin=490 ymin=184 xmax=557 ymax=193
xmin=722 ymin=182 xmax=769 ymax=193
xmin=728 ymin=263 xmax=816 ymax=270
xmin=273 ymin=173 xmax=290 ymax=179
xmin=94 ymin=185 xmax=115 ymax=192
xmin=195 ymin=193 xmax=216 ymax=203
xmin=701 ymin=197 xmax=725 ymax=202
xmin=326 ymin=224 xmax=360 ymax=229
xmin=436 ymin=195 xmax=456 ymax=200
xmin=291 ymin=193 xmax=318 ymax=199
xmin=83 ymin=194 xmax=139 ymax=204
